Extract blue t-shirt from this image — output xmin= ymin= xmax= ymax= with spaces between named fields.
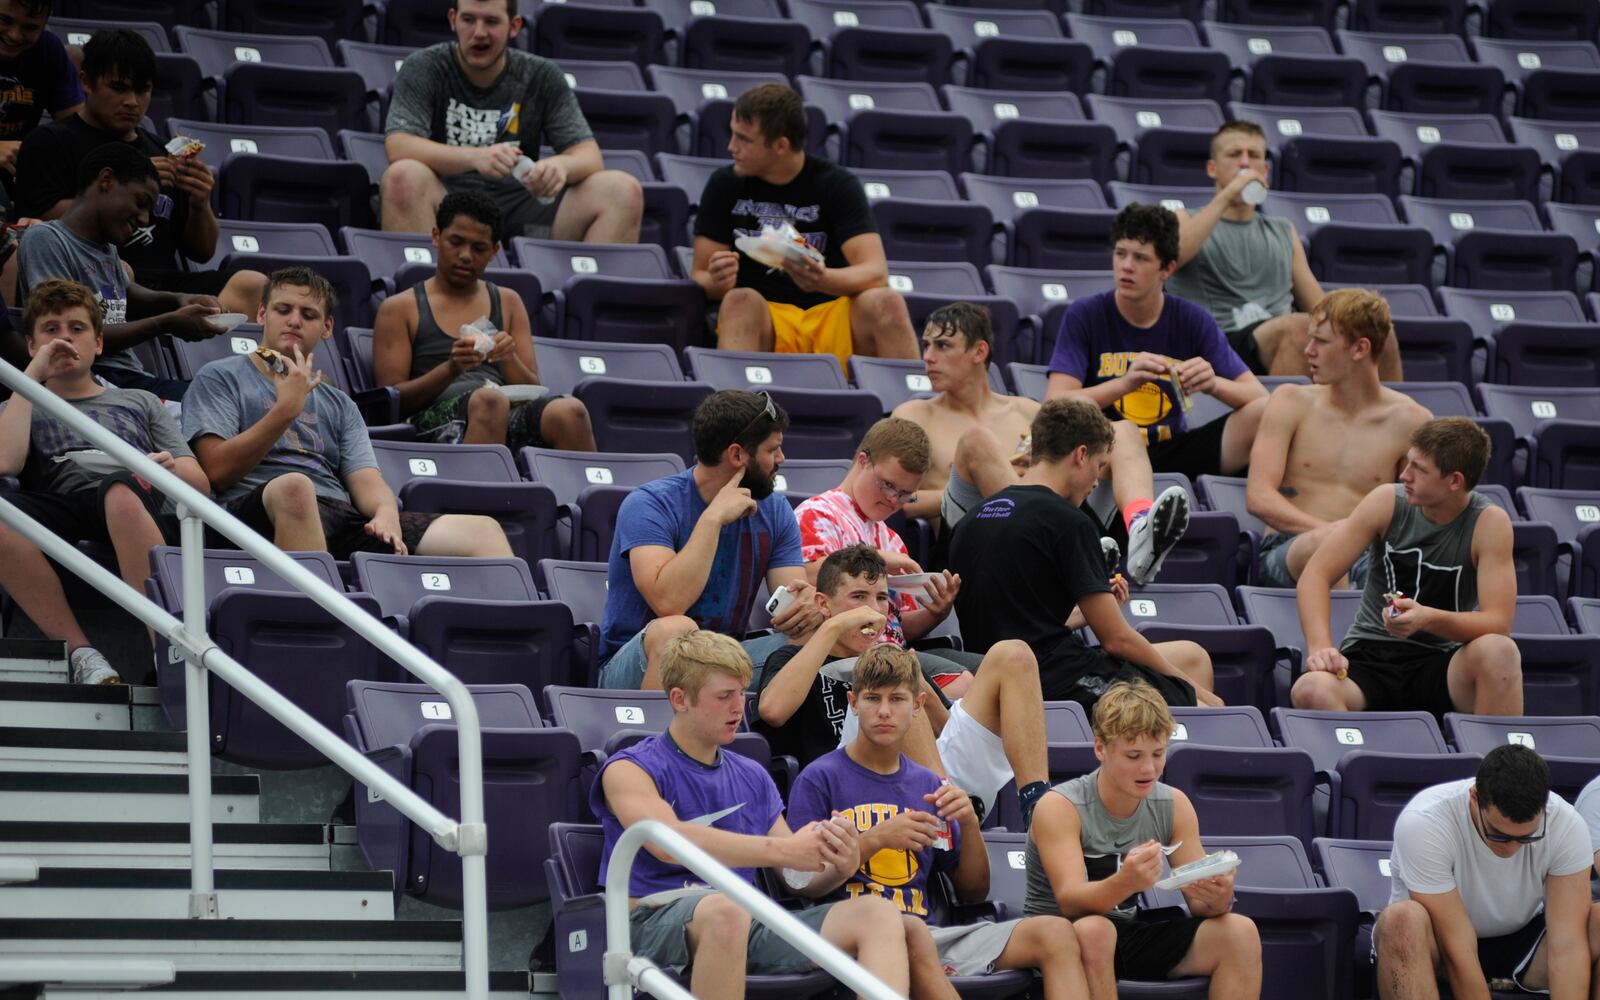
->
xmin=1047 ymin=290 xmax=1248 ymax=444
xmin=181 ymin=354 xmax=377 ymax=505
xmin=593 ymin=731 xmax=784 ymax=897
xmin=599 ymin=467 xmax=804 ymax=662
xmin=0 ymin=32 xmax=82 ymax=142
xmin=787 ymin=748 xmax=958 ymax=922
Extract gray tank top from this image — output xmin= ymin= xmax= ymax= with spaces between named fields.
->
xmin=1165 ymin=212 xmax=1295 ymax=333
xmin=1023 ymin=769 xmax=1174 ymax=919
xmin=1344 ymin=485 xmax=1489 ymax=651
xmin=408 ymin=280 xmax=507 ymax=403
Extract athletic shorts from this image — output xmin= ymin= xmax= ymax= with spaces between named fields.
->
xmin=629 ymin=890 xmax=836 ymax=975
xmin=1257 ymin=530 xmax=1372 ymax=590
xmin=1228 ymin=319 xmax=1270 ymax=377
xmin=220 ymin=480 xmax=439 ymax=560
xmin=1039 ymin=643 xmax=1198 ymax=711
xmin=936 ymin=698 xmax=1014 ymax=817
xmin=1370 ymin=911 xmax=1545 ymax=992
xmin=2 ymin=472 xmax=177 ymax=547
xmin=1341 ymin=637 xmax=1457 ymax=717
xmin=410 ymin=388 xmax=559 ymax=449
xmin=1111 ymin=912 xmax=1206 ymax=981
xmin=751 ymin=297 xmax=854 ymax=372
xmin=929 ymin=918 xmax=1023 ymax=976
xmin=443 ymin=175 xmax=565 ymax=240
xmin=940 ymin=467 xmax=984 ymax=531
xmin=1141 ymin=414 xmax=1230 ymax=482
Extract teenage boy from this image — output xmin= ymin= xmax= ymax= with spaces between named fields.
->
xmin=381 ymin=0 xmax=642 ymax=241
xmin=371 ymin=190 xmax=594 ymax=450
xmin=1025 ymin=680 xmax=1262 ymax=1000
xmin=181 ymin=266 xmax=512 ymax=560
xmin=1045 ymin=203 xmax=1268 ymax=566
xmin=788 ymin=644 xmax=1095 ymax=998
xmin=1292 ymin=417 xmax=1522 ymax=716
xmin=14 ymin=142 xmax=222 ymax=397
xmin=14 ymin=29 xmax=267 ymax=316
xmin=0 ymin=279 xmax=210 ymax=685
xmin=758 ymin=544 xmax=1053 ymax=827
xmin=691 ymin=83 xmax=918 ymax=368
xmin=598 ymin=389 xmax=823 ymax=690
xmin=1247 ymin=288 xmax=1431 ymax=588
xmin=0 ymin=0 xmax=83 ymax=204
xmin=1375 ymin=745 xmax=1600 ymax=999
xmin=949 ymin=397 xmax=1218 ymax=712
xmin=896 ymin=301 xmax=1185 ymax=584
xmin=595 ymin=629 xmax=948 ymax=1000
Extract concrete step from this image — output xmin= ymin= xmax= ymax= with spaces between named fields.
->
xmin=0 ymin=821 xmax=344 ymax=871
xmin=0 ymin=868 xmax=396 ymax=921
xmin=0 ymin=771 xmax=259 ymax=824
xmin=0 ymin=917 xmax=464 ymax=973
xmin=0 ymin=726 xmax=187 ymax=774
xmin=44 ymin=969 xmax=543 ymax=1000
xmin=0 ymin=637 xmax=68 ymax=684
xmin=0 ymin=681 xmax=130 ymax=731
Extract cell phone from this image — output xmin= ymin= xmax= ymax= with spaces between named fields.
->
xmin=765 ymin=585 xmax=795 ymax=618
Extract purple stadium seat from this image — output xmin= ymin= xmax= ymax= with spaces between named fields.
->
xmin=220 ymin=63 xmax=371 ymax=138
xmin=1110 ymin=583 xmax=1279 ymax=709
xmin=1228 ymin=101 xmax=1370 ymax=155
xmin=1389 ymin=316 xmax=1474 ymax=383
xmin=966 ymin=37 xmax=1099 ymax=94
xmin=149 ymin=51 xmax=205 ymax=125
xmin=653 ymin=153 xmax=725 ymax=208
xmin=375 ymin=0 xmax=457 ymax=47
xmin=215 ymin=253 xmax=373 ymax=331
xmin=871 ymin=197 xmax=995 ymax=266
xmin=552 ymin=58 xmax=648 ymax=92
xmin=1348 ymin=0 xmax=1468 ymax=36
xmin=1126 ymin=126 xmax=1216 ymax=186
xmin=1383 ymin=61 xmax=1506 ymax=117
xmin=1105 ymin=181 xmax=1216 ymax=211
xmin=1399 ymin=196 xmax=1543 ymax=249
xmin=543 ymin=686 xmax=673 ymax=754
xmin=677 ymin=15 xmax=811 ymax=78
xmin=1259 ymin=190 xmax=1400 ymax=237
xmin=925 ymin=5 xmax=1064 ymax=39
xmin=1471 ymin=37 xmax=1600 ymax=94
xmin=1065 ymin=13 xmax=1202 ymax=66
xmin=348 ymin=681 xmax=582 ymax=909
xmin=762 ymin=387 xmax=882 ymax=461
xmin=1519 ymin=486 xmax=1600 ymax=597
xmin=1519 ymin=68 xmax=1600 ymax=121
xmin=1278 ymin=135 xmax=1405 ymax=197
xmin=174 ymin=26 xmax=334 ymax=83
xmin=985 ymin=119 xmax=1119 ymax=181
xmin=854 ymin=169 xmax=963 ymax=203
xmin=366 ymin=440 xmax=561 ymax=568
xmin=220 ymin=154 xmax=377 ymax=234
xmin=49 ymin=16 xmax=171 ymax=52
xmin=1557 ymin=150 xmax=1600 ymax=206
xmin=333 ymin=128 xmax=388 ymax=191
xmin=1108 ymin=45 xmax=1232 ymax=104
xmin=1167 ymin=705 xmax=1275 ymax=747
xmin=192 ymin=218 xmax=336 ymax=271
xmin=1368 ymin=110 xmax=1508 ymax=174
xmin=1086 ymin=94 xmax=1226 ymax=139
xmin=850 ymin=355 xmax=936 ymax=411
xmin=943 ymin=87 xmax=1088 ymax=141
xmin=167 ymin=117 xmax=337 ymax=197
xmin=1323 ymin=281 xmax=1438 ymax=316
xmin=1244 ymin=53 xmax=1369 ymax=107
xmin=1213 ymin=0 xmax=1339 ymax=30
xmin=1236 ymin=585 xmax=1364 ymax=679
xmin=787 ymin=0 xmax=924 ymax=33
xmin=684 ymin=347 xmax=849 ymax=391
xmin=525 ymin=449 xmax=686 ymax=562
xmin=1082 ymin=0 xmax=1205 ymax=19
xmin=840 ymin=109 xmax=975 ymax=175
xmin=1203 ymin=21 xmax=1336 ymax=66
xmin=1486 ymin=0 xmax=1600 ymax=40
xmin=571 ymin=87 xmax=679 ymax=156
xmin=537 ymin=558 xmax=608 ymax=638
xmin=573 ymin=378 xmax=713 ymax=463
xmin=1451 ymin=231 xmax=1580 ymax=292
xmin=1545 ymin=203 xmax=1600 ymax=257
xmin=1506 ymin=116 xmax=1600 ymax=166
xmin=341 ymin=228 xmax=511 ymax=286
xmin=653 ymin=0 xmax=784 ymax=32
xmin=1478 ymin=383 xmax=1600 ymax=488
xmin=335 ymin=40 xmax=413 ymax=99
xmin=1008 ymin=207 xmax=1119 ymax=271
xmin=1308 ymin=223 xmax=1435 ymax=285
xmin=882 ymin=260 xmax=987 ymax=296
xmin=1337 ymin=28 xmax=1472 ymax=74
xmin=1487 ymin=321 xmax=1600 ymax=387
xmin=646 ymin=65 xmax=783 ymax=119
xmin=963 ymin=175 xmax=1109 ymax=220
xmin=1445 ymin=714 xmax=1600 ymax=801
xmin=1436 ymin=286 xmax=1588 ymax=342
xmin=1414 ymin=143 xmax=1542 ymax=202
xmin=532 ymin=4 xmax=665 ymax=66
xmin=1161 ymin=743 xmax=1318 ymax=848
xmin=826 ymin=26 xmax=956 ymax=87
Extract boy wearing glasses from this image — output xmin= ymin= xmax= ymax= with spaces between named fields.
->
xmin=1375 ymin=745 xmax=1600 ymax=999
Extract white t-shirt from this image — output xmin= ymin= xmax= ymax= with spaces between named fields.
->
xmin=1575 ymin=775 xmax=1600 ymax=856
xmin=1388 ymin=779 xmax=1593 ymax=937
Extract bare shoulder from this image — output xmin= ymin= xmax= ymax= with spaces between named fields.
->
xmin=373 ymin=287 xmax=419 ymax=331
xmin=1006 ymin=393 xmax=1042 ymax=419
xmin=891 ymin=396 xmax=934 ymax=426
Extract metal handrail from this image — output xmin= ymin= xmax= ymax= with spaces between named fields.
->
xmin=0 ymin=361 xmax=488 ymax=1000
xmin=602 ymin=819 xmax=906 ymax=1000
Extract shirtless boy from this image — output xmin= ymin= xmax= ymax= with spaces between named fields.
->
xmin=1246 ymin=288 xmax=1431 ymax=588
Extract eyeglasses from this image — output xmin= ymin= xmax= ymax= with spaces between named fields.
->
xmin=732 ymin=391 xmax=778 ymax=449
xmin=1476 ymin=800 xmax=1546 ymax=845
xmin=861 ymin=451 xmax=917 ymax=505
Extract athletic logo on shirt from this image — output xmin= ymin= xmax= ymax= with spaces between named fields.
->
xmin=1381 ymin=543 xmax=1465 ymax=614
xmin=0 ymin=76 xmax=34 ymax=136
xmin=842 ymin=802 xmax=929 ymax=916
xmin=444 ymin=98 xmax=505 ymax=147
xmin=731 ymin=198 xmax=827 ymax=255
xmin=1097 ymin=351 xmax=1179 ymax=442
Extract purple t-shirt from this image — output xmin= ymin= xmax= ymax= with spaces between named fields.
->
xmin=593 ymin=732 xmax=784 ymax=897
xmin=1047 ymin=290 xmax=1247 ymax=444
xmin=787 ymin=748 xmax=958 ymax=922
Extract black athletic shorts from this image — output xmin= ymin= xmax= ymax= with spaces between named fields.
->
xmin=1142 ymin=414 xmax=1230 ymax=482
xmin=1039 ymin=641 xmax=1198 ymax=710
xmin=1112 ymin=911 xmax=1206 ymax=981
xmin=2 ymin=471 xmax=177 ymax=547
xmin=1342 ymin=637 xmax=1457 ymax=717
xmin=1228 ymin=319 xmax=1270 ymax=377
xmin=220 ymin=480 xmax=438 ymax=559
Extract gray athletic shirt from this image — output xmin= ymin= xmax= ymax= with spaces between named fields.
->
xmin=1165 ymin=212 xmax=1296 ymax=334
xmin=1023 ymin=769 xmax=1175 ymax=920
xmin=385 ymin=43 xmax=593 ymax=195
xmin=409 ymin=280 xmax=506 ymax=404
xmin=17 ymin=220 xmax=143 ymax=375
xmin=1344 ymin=485 xmax=1489 ymax=652
xmin=8 ymin=386 xmax=190 ymax=495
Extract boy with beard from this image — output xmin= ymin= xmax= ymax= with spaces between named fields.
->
xmin=598 ymin=389 xmax=825 ymax=690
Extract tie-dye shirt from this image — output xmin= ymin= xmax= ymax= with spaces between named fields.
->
xmin=180 ymin=354 xmax=376 ymax=504
xmin=12 ymin=386 xmax=190 ymax=496
xmin=796 ymin=487 xmax=914 ymax=646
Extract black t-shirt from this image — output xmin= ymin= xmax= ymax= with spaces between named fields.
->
xmin=754 ymin=644 xmax=852 ymax=770
xmin=947 ymin=485 xmax=1111 ymax=671
xmin=693 ymin=156 xmax=877 ymax=311
xmin=15 ymin=116 xmax=189 ymax=274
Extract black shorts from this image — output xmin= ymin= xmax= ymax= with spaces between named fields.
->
xmin=2 ymin=472 xmax=177 ymax=547
xmin=443 ymin=176 xmax=566 ymax=240
xmin=1111 ymin=912 xmax=1206 ymax=981
xmin=1477 ymin=911 xmax=1545 ymax=988
xmin=1038 ymin=640 xmax=1199 ymax=709
xmin=410 ymin=389 xmax=559 ymax=450
xmin=1228 ymin=320 xmax=1270 ymax=377
xmin=1142 ymin=414 xmax=1230 ymax=482
xmin=221 ymin=480 xmax=438 ymax=559
xmin=132 ymin=267 xmax=231 ymax=297
xmin=1342 ymin=637 xmax=1457 ymax=717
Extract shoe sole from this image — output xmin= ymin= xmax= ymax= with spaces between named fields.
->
xmin=1146 ymin=488 xmax=1190 ymax=573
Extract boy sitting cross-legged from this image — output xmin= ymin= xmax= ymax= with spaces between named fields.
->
xmin=787 ymin=644 xmax=1094 ymax=998
xmin=0 ymin=278 xmax=211 ymax=684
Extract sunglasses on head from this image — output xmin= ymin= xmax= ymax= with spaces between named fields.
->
xmin=732 ymin=391 xmax=777 ymax=449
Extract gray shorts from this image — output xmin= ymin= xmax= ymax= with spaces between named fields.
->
xmin=929 ymin=918 xmax=1023 ymax=976
xmin=630 ymin=891 xmax=837 ymax=975
xmin=940 ymin=468 xmax=984 ymax=529
xmin=442 ymin=175 xmax=566 ymax=240
xmin=1257 ymin=530 xmax=1371 ymax=589
xmin=599 ymin=624 xmax=792 ymax=689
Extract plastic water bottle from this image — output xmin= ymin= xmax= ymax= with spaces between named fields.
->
xmin=1241 ymin=178 xmax=1268 ymax=206
xmin=513 ymin=155 xmax=557 ymax=206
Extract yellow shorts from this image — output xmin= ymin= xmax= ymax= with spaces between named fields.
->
xmin=762 ymin=297 xmax=854 ymax=371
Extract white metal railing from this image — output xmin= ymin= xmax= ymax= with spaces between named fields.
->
xmin=603 ymin=820 xmax=906 ymax=1000
xmin=0 ymin=361 xmax=488 ymax=1000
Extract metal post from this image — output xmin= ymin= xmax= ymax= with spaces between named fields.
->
xmin=179 ymin=509 xmax=217 ymax=920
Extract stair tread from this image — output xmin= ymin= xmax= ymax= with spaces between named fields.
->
xmin=0 ymin=822 xmax=331 ymax=845
xmin=0 ymin=727 xmax=186 ymax=752
xmin=0 ymin=681 xmax=128 ymax=704
xmin=0 ymin=918 xmax=460 ymax=941
xmin=0 ymin=772 xmax=257 ymax=794
xmin=134 ymin=970 xmax=530 ymax=990
xmin=24 ymin=869 xmax=392 ymax=891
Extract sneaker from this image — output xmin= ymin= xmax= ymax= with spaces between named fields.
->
xmin=1126 ymin=485 xmax=1190 ymax=585
xmin=1100 ymin=536 xmax=1123 ymax=578
xmin=69 ymin=647 xmax=122 ymax=686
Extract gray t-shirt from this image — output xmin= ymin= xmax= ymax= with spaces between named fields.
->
xmin=180 ymin=354 xmax=376 ymax=505
xmin=1389 ymin=778 xmax=1592 ymax=937
xmin=1575 ymin=775 xmax=1600 ymax=856
xmin=1165 ymin=212 xmax=1296 ymax=334
xmin=9 ymin=386 xmax=190 ymax=495
xmin=385 ymin=43 xmax=593 ymax=198
xmin=1024 ymin=769 xmax=1176 ymax=920
xmin=17 ymin=220 xmax=143 ymax=375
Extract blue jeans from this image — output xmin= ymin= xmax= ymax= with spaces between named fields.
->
xmin=598 ymin=626 xmax=793 ymax=689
